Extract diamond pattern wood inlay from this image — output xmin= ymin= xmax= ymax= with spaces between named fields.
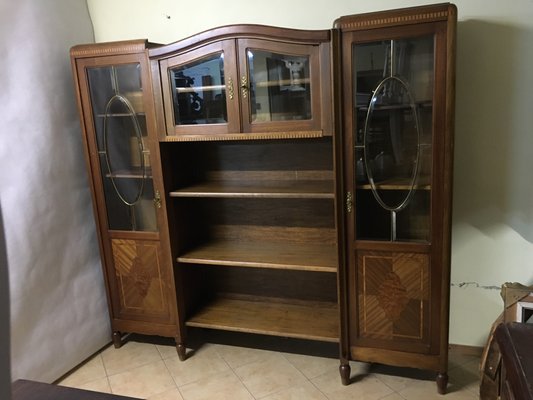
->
xmin=378 ymin=272 xmax=408 ymax=321
xmin=112 ymin=239 xmax=166 ymax=315
xmin=358 ymin=251 xmax=429 ymax=341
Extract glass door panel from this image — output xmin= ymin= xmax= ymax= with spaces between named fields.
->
xmin=169 ymin=52 xmax=227 ymax=125
xmin=238 ymin=39 xmax=320 ymax=133
xmin=354 ymin=36 xmax=434 ymax=242
xmin=246 ymin=49 xmax=311 ymax=123
xmin=87 ymin=64 xmax=157 ymax=232
xmin=161 ymin=40 xmax=239 ymax=135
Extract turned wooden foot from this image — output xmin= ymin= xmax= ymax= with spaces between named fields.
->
xmin=436 ymin=372 xmax=448 ymax=394
xmin=112 ymin=331 xmax=122 ymax=349
xmin=339 ymin=363 xmax=351 ymax=385
xmin=176 ymin=342 xmax=187 ymax=361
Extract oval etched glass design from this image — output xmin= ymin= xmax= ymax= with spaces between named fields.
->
xmin=103 ymin=95 xmax=145 ymax=206
xmin=363 ymin=76 xmax=420 ymax=211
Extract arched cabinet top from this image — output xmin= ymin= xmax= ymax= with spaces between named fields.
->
xmin=148 ymin=24 xmax=331 ymax=59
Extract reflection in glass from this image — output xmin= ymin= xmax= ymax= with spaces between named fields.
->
xmin=247 ymin=49 xmax=311 ymax=123
xmin=87 ymin=64 xmax=157 ymax=232
xmin=170 ymin=53 xmax=227 ymax=125
xmin=354 ymin=36 xmax=434 ymax=242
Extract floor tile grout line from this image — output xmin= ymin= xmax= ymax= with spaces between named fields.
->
xmin=278 ymin=351 xmax=343 ymax=400
xmin=264 ymin=352 xmax=311 ymax=399
xmin=159 ymin=351 xmax=186 ymax=400
xmin=62 ymin=341 xmax=482 ymax=399
xmin=213 ymin=344 xmax=260 ymax=400
xmin=307 ymin=377 xmax=331 ymax=400
xmin=101 ymin=343 xmax=177 ymax=399
xmin=103 ymin=343 xmax=164 ymax=378
xmin=279 ymin=351 xmax=327 ymax=381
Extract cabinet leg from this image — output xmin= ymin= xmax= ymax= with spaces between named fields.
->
xmin=176 ymin=342 xmax=186 ymax=361
xmin=436 ymin=372 xmax=448 ymax=394
xmin=112 ymin=331 xmax=122 ymax=349
xmin=339 ymin=362 xmax=351 ymax=385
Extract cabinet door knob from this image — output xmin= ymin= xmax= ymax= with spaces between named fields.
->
xmin=154 ymin=190 xmax=162 ymax=209
xmin=240 ymin=76 xmax=248 ymax=99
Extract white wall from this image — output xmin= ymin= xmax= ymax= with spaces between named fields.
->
xmin=0 ymin=0 xmax=110 ymax=383
xmin=86 ymin=0 xmax=533 ymax=347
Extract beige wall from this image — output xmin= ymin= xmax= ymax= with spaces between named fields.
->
xmin=86 ymin=0 xmax=533 ymax=347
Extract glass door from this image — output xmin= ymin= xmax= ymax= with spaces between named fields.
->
xmin=86 ymin=63 xmax=157 ymax=232
xmin=238 ymin=39 xmax=321 ymax=133
xmin=160 ymin=41 xmax=239 ymax=135
xmin=354 ymin=35 xmax=434 ymax=242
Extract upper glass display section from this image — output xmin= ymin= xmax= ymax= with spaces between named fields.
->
xmin=161 ymin=36 xmax=325 ymax=137
xmin=169 ymin=52 xmax=227 ymax=126
xmin=354 ymin=36 xmax=434 ymax=242
xmin=87 ymin=64 xmax=157 ymax=232
xmin=246 ymin=49 xmax=311 ymax=123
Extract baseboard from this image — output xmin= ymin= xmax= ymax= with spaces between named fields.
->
xmin=449 ymin=343 xmax=484 ymax=356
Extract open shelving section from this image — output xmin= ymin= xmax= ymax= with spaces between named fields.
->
xmin=161 ymin=137 xmax=339 ymax=342
xmin=186 ymin=295 xmax=339 ymax=342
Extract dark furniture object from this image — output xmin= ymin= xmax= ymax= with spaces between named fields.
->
xmin=12 ymin=380 xmax=140 ymax=400
xmin=495 ymin=322 xmax=533 ymax=400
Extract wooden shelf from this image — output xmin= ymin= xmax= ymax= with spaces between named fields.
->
xmin=178 ymin=239 xmax=337 ymax=272
xmin=356 ymin=100 xmax=432 ymax=112
xmin=357 ymin=178 xmax=430 ymax=190
xmin=104 ymin=168 xmax=153 ymax=179
xmin=169 ymin=180 xmax=334 ymax=199
xmin=186 ymin=296 xmax=339 ymax=342
xmin=176 ymin=84 xmax=225 ymax=93
xmin=255 ymin=78 xmax=311 ymax=88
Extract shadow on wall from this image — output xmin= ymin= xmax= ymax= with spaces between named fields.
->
xmin=0 ymin=203 xmax=12 ymax=399
xmin=453 ymin=20 xmax=533 ymax=244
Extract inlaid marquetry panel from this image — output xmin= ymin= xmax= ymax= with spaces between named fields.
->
xmin=111 ymin=239 xmax=167 ymax=315
xmin=358 ymin=251 xmax=429 ymax=341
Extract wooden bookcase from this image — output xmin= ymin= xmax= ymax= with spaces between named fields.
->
xmin=70 ymin=4 xmax=456 ymax=393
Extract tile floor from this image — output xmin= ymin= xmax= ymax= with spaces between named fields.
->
xmin=58 ymin=330 xmax=481 ymax=400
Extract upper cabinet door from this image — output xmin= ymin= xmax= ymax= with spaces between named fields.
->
xmin=160 ymin=40 xmax=240 ymax=135
xmin=237 ymin=39 xmax=322 ymax=134
xmin=155 ymin=27 xmax=332 ymax=140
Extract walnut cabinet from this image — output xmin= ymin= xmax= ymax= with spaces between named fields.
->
xmin=70 ymin=3 xmax=456 ymax=393
xmin=335 ymin=4 xmax=457 ymax=394
xmin=70 ymin=42 xmax=181 ymax=350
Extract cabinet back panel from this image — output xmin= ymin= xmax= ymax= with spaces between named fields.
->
xmin=180 ymin=264 xmax=337 ymax=304
xmin=174 ymin=197 xmax=335 ymax=244
xmin=160 ymin=138 xmax=333 ymax=185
